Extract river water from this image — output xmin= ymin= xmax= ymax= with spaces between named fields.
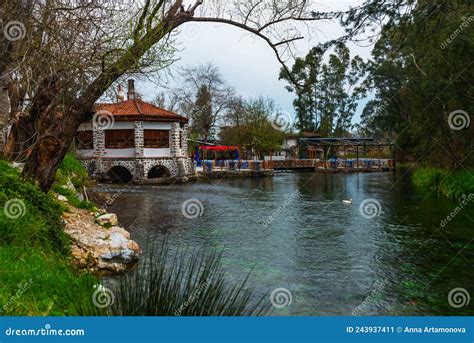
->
xmin=97 ymin=171 xmax=473 ymax=315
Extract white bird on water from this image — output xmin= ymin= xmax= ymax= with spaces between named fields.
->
xmin=342 ymin=199 xmax=352 ymax=204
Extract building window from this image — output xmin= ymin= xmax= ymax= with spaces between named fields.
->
xmin=75 ymin=131 xmax=93 ymax=150
xmin=144 ymin=130 xmax=169 ymax=148
xmin=105 ymin=130 xmax=135 ymax=148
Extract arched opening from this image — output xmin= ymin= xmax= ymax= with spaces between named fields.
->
xmin=107 ymin=166 xmax=133 ymax=183
xmin=147 ymin=165 xmax=171 ymax=179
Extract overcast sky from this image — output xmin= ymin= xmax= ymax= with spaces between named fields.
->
xmin=139 ymin=0 xmax=373 ymax=126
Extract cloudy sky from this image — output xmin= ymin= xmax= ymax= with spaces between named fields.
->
xmin=139 ymin=0 xmax=373 ymax=125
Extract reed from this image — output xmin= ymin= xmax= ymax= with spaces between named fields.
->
xmin=110 ymin=242 xmax=269 ymax=316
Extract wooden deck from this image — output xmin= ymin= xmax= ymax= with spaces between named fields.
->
xmin=263 ymin=159 xmax=395 ymax=173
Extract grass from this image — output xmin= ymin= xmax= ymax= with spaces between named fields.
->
xmin=0 ymin=247 xmax=103 ymax=316
xmin=0 ymin=160 xmax=68 ymax=253
xmin=110 ymin=242 xmax=269 ymax=316
xmin=412 ymin=167 xmax=474 ymax=201
xmin=0 ymin=159 xmax=102 ymax=315
xmin=51 ymin=153 xmax=95 ymax=210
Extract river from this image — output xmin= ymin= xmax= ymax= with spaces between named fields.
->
xmin=97 ymin=171 xmax=473 ymax=315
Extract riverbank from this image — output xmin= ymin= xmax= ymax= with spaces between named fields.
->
xmin=0 ymin=159 xmax=99 ymax=315
xmin=0 ymin=156 xmax=139 ymax=314
xmin=412 ymin=167 xmax=474 ymax=201
xmin=1 ymin=155 xmax=266 ymax=316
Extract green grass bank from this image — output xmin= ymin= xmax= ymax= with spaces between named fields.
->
xmin=0 ymin=157 xmax=102 ymax=315
xmin=412 ymin=167 xmax=474 ymax=201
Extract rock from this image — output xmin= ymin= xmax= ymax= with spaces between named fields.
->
xmin=109 ymin=231 xmax=129 ymax=249
xmin=11 ymin=162 xmax=25 ymax=171
xmin=63 ymin=178 xmax=76 ymax=192
xmin=96 ymin=213 xmax=118 ymax=226
xmin=63 ymin=206 xmax=141 ymax=275
xmin=57 ymin=195 xmax=68 ymax=202
xmin=110 ymin=226 xmax=131 ymax=239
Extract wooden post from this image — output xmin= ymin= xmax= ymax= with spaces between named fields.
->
xmin=356 ymin=145 xmax=359 ymax=169
xmin=344 ymin=145 xmax=347 ymax=170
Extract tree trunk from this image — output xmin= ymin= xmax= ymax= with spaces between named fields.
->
xmin=21 ymin=3 xmax=187 ymax=192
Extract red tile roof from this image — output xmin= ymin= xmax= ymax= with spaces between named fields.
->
xmin=94 ymin=99 xmax=188 ymax=123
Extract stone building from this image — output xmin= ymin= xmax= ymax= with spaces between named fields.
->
xmin=76 ymin=80 xmax=193 ymax=183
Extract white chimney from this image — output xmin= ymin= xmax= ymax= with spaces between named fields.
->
xmin=116 ymin=84 xmax=125 ymax=102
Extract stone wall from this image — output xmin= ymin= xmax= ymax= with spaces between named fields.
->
xmin=134 ymin=121 xmax=144 ymax=158
xmin=81 ymin=157 xmax=193 ymax=182
xmin=170 ymin=122 xmax=181 ymax=157
xmin=83 ymin=120 xmax=193 ymax=181
xmin=93 ymin=125 xmax=105 ymax=158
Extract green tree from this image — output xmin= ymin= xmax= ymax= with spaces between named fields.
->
xmin=357 ymin=0 xmax=474 ymax=167
xmin=280 ymin=44 xmax=364 ymax=136
xmin=221 ymin=97 xmax=285 ymax=159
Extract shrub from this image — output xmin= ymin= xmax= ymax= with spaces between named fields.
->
xmin=413 ymin=167 xmax=474 ymax=201
xmin=412 ymin=167 xmax=447 ymax=190
xmin=439 ymin=170 xmax=474 ymax=201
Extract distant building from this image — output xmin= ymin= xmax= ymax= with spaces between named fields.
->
xmin=76 ymin=80 xmax=193 ymax=182
xmin=263 ymin=135 xmax=299 ymax=161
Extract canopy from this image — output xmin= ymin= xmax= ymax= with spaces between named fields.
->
xmin=199 ymin=145 xmax=239 ymax=151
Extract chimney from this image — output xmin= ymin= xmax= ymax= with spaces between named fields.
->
xmin=116 ymin=84 xmax=125 ymax=102
xmin=127 ymin=79 xmax=136 ymax=100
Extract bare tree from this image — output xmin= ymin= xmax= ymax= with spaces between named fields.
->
xmin=171 ymin=62 xmax=234 ymax=141
xmin=3 ymin=0 xmax=331 ymax=191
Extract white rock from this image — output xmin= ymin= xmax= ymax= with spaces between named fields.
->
xmin=109 ymin=231 xmax=129 ymax=249
xmin=57 ymin=195 xmax=68 ymax=202
xmin=96 ymin=213 xmax=118 ymax=226
xmin=110 ymin=226 xmax=131 ymax=239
